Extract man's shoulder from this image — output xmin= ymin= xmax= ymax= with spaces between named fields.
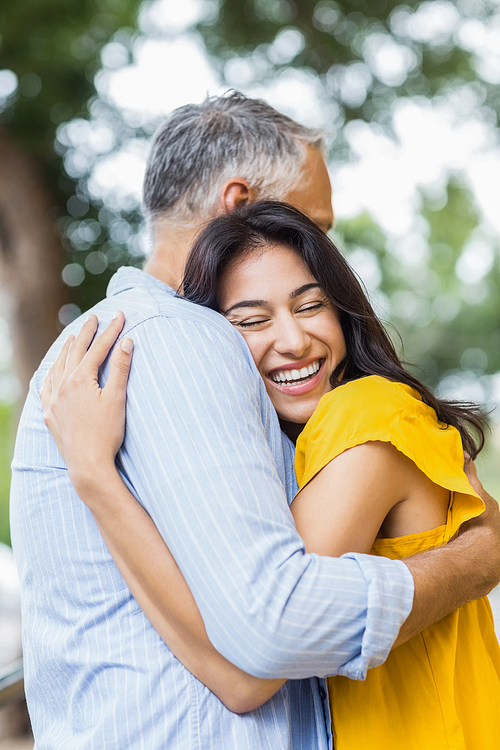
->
xmin=44 ymin=268 xmax=244 ymax=359
xmin=32 ymin=267 xmax=255 ymax=394
xmin=106 ymin=267 xmax=249 ymax=355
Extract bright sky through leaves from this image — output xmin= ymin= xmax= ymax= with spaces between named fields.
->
xmin=86 ymin=0 xmax=500 ymax=243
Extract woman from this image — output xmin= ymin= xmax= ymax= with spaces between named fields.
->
xmin=43 ymin=201 xmax=500 ymax=748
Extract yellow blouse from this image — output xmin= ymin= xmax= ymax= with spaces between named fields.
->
xmin=295 ymin=375 xmax=500 ymax=750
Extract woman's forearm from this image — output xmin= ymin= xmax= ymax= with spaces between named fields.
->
xmin=41 ymin=316 xmax=284 ymax=709
xmin=73 ymin=467 xmax=285 ymax=713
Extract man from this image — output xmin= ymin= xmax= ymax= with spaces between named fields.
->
xmin=10 ymin=92 xmax=500 ymax=749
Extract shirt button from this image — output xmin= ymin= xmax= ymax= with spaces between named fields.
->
xmin=319 ymin=687 xmax=327 ymax=700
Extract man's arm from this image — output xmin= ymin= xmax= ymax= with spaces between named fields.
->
xmin=43 ymin=311 xmax=412 ymax=680
xmin=41 ymin=312 xmax=500 ymax=682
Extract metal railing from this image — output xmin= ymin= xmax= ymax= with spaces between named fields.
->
xmin=0 ymin=659 xmax=24 ymax=706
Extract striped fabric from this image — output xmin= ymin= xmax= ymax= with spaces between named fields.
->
xmin=10 ymin=267 xmax=414 ymax=749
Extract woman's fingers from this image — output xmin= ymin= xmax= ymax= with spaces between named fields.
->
xmin=105 ymin=337 xmax=134 ymax=401
xmin=40 ymin=334 xmax=74 ymax=441
xmin=41 ymin=312 xmax=128 ymax=414
xmin=40 ymin=312 xmax=132 ymax=467
xmin=43 ymin=334 xmax=75 ymax=398
xmin=65 ymin=314 xmax=99 ymax=374
xmin=78 ymin=311 xmax=126 ymax=375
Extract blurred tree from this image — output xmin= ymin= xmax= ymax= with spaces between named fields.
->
xmin=0 ymin=403 xmax=13 ymax=544
xmin=419 ymin=182 xmax=500 ymax=381
xmin=0 ymin=0 xmax=141 ymax=393
xmin=197 ymin=0 xmax=499 ymax=145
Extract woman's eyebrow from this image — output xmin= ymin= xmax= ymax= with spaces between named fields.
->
xmin=290 ymin=283 xmax=321 ymax=299
xmin=223 ymin=299 xmax=267 ymax=315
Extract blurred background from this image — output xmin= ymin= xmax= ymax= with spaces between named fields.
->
xmin=0 ymin=0 xmax=499 ymax=546
xmin=0 ymin=0 xmax=499 ymax=743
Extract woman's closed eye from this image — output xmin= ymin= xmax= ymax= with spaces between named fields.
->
xmin=297 ymin=301 xmax=326 ymax=314
xmin=229 ymin=301 xmax=328 ymax=328
xmin=233 ymin=317 xmax=270 ymax=329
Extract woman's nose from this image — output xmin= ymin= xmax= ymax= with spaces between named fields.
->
xmin=274 ymin=318 xmax=310 ymax=356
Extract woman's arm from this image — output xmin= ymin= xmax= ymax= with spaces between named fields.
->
xmin=290 ymin=436 xmax=500 ymax=650
xmin=41 ymin=314 xmax=284 ymax=714
xmin=79 ymin=466 xmax=285 ymax=713
xmin=291 ymin=441 xmax=449 ymax=557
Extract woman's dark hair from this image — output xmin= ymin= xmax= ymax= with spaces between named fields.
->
xmin=182 ymin=200 xmax=486 ymax=458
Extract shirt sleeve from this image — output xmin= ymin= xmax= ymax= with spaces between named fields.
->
xmin=115 ymin=316 xmax=414 ymax=680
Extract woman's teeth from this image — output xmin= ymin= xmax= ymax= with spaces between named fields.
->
xmin=270 ymin=360 xmax=321 ymax=385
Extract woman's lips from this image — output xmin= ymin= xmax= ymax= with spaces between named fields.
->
xmin=266 ymin=358 xmax=326 ymax=395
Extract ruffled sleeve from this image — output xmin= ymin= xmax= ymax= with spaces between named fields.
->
xmin=295 ymin=375 xmax=484 ymax=538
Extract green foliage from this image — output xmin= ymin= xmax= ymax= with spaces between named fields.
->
xmin=0 ymin=0 xmax=144 ymax=319
xmin=336 ymin=205 xmax=500 ymax=502
xmin=420 ymin=182 xmax=500 ymax=379
xmin=0 ymin=403 xmax=15 ymax=546
xmin=476 ymin=437 xmax=500 ymax=501
xmin=334 ymin=177 xmax=500 ymax=396
xmin=197 ymin=0 xmax=500 ymax=144
xmin=2 ymin=1 xmax=134 ymax=146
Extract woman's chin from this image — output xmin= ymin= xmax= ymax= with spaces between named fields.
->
xmin=273 ymin=396 xmax=320 ymax=429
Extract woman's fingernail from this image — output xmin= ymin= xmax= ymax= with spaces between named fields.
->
xmin=113 ymin=310 xmax=122 ymax=319
xmin=121 ymin=338 xmax=134 ymax=354
xmin=86 ymin=313 xmax=94 ymax=322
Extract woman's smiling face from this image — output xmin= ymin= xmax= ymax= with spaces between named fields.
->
xmin=219 ymin=243 xmax=346 ymax=425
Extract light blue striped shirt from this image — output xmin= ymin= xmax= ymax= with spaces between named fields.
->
xmin=11 ymin=267 xmax=414 ymax=749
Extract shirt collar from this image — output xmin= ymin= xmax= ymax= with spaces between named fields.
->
xmin=106 ymin=266 xmax=176 ymax=298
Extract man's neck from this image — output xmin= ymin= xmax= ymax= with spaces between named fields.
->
xmin=143 ymin=253 xmax=184 ymax=290
xmin=143 ymin=220 xmax=200 ymax=290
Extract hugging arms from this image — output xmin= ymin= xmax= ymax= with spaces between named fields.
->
xmin=38 ymin=202 xmax=500 ymax=748
xmin=42 ymin=311 xmax=500 ymax=715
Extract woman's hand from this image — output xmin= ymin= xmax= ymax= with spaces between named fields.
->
xmin=40 ymin=312 xmax=134 ymax=491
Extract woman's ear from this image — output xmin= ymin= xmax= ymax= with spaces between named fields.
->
xmin=219 ymin=177 xmax=258 ymax=213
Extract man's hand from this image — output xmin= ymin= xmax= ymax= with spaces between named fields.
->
xmin=40 ymin=312 xmax=134 ymax=491
xmin=460 ymin=462 xmax=500 ymax=592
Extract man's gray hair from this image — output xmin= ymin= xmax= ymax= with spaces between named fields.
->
xmin=143 ymin=91 xmax=325 ymax=227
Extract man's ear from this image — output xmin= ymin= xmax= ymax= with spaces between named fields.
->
xmin=219 ymin=177 xmax=258 ymax=213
